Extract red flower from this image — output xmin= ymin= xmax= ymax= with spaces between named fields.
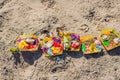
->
xmin=54 ymin=42 xmax=60 ymax=47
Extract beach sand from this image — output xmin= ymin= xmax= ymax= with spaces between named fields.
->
xmin=0 ymin=0 xmax=120 ymax=80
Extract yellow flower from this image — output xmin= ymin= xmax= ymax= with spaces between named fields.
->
xmin=43 ymin=37 xmax=52 ymax=42
xmin=103 ymin=31 xmax=111 ymax=35
xmin=18 ymin=41 xmax=28 ymax=49
xmin=51 ymin=47 xmax=60 ymax=54
xmin=89 ymin=44 xmax=97 ymax=52
xmin=59 ymin=31 xmax=64 ymax=36
xmin=32 ymin=35 xmax=38 ymax=38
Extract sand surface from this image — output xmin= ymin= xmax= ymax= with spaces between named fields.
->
xmin=0 ymin=0 xmax=120 ymax=80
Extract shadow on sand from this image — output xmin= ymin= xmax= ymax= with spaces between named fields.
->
xmin=66 ymin=51 xmax=83 ymax=58
xmin=107 ymin=46 xmax=120 ymax=56
xmin=83 ymin=51 xmax=104 ymax=59
xmin=47 ymin=50 xmax=104 ymax=61
xmin=12 ymin=46 xmax=120 ymax=65
xmin=13 ymin=47 xmax=42 ymax=65
xmin=12 ymin=52 xmax=21 ymax=65
xmin=46 ymin=51 xmax=83 ymax=62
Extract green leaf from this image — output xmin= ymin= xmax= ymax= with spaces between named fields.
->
xmin=10 ymin=48 xmax=19 ymax=53
xmin=82 ymin=44 xmax=86 ymax=52
xmin=103 ymin=41 xmax=110 ymax=47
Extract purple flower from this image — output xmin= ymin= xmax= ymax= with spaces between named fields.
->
xmin=17 ymin=39 xmax=21 ymax=43
xmin=52 ymin=37 xmax=61 ymax=44
xmin=35 ymin=39 xmax=39 ymax=43
xmin=71 ymin=34 xmax=80 ymax=40
xmin=42 ymin=47 xmax=47 ymax=52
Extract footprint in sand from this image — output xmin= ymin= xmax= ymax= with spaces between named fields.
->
xmin=80 ymin=24 xmax=89 ymax=32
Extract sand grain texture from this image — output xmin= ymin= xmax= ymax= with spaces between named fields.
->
xmin=0 ymin=0 xmax=120 ymax=80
